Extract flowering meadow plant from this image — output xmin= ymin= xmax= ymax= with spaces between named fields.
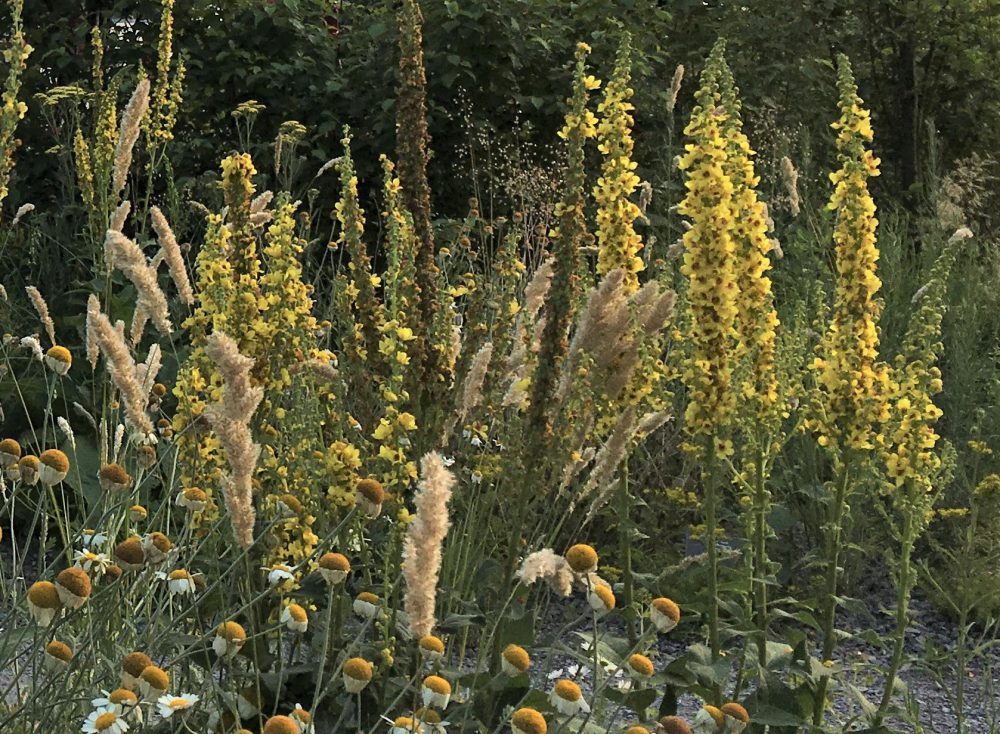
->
xmin=0 ymin=1 xmax=994 ymax=733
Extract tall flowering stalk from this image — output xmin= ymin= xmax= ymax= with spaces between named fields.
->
xmin=396 ymin=0 xmax=438 ymax=393
xmin=594 ymin=34 xmax=644 ymax=293
xmin=874 ymin=230 xmax=966 ymax=725
xmin=334 ymin=129 xmax=386 ymax=384
xmin=807 ymin=55 xmax=889 ymax=725
xmin=677 ymin=42 xmax=738 ymax=700
xmin=0 ymin=0 xmax=32 ymax=211
xmin=717 ymin=55 xmax=782 ymax=677
xmin=525 ymin=42 xmax=597 ymax=453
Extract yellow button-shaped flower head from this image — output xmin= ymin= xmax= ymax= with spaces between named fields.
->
xmin=550 ymin=679 xmax=588 ymax=716
xmin=317 ymin=552 xmax=350 ymax=584
xmin=421 ymin=675 xmax=452 ymax=709
xmin=650 ymin=597 xmax=681 ymax=633
xmin=27 ymin=580 xmax=61 ymax=626
xmin=657 ymin=716 xmax=693 ymax=734
xmin=511 ymin=708 xmax=547 ymax=734
xmin=39 ymin=449 xmax=70 ymax=485
xmin=55 ymin=566 xmax=92 ymax=608
xmin=343 ymin=657 xmax=373 ymax=693
xmin=565 ymin=544 xmax=598 ymax=573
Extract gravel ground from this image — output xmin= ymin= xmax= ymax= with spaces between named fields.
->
xmin=524 ymin=583 xmax=1000 ymax=733
xmin=4 ymin=529 xmax=999 ymax=731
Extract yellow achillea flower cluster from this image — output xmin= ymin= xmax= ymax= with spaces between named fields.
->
xmin=594 ymin=34 xmax=644 ymax=293
xmin=808 ymin=56 xmax=888 ymax=454
xmin=678 ymin=44 xmax=738 ymax=454
xmin=0 ymin=0 xmax=32 ymax=208
xmin=717 ymin=60 xmax=780 ymax=426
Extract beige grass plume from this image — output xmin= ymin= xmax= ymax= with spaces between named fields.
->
xmin=105 ymin=230 xmax=172 ymax=336
xmin=518 ymin=548 xmax=573 ymax=597
xmin=85 ymin=296 xmax=101 ymax=368
xmin=112 ymin=79 xmax=150 ymax=196
xmin=668 ymin=64 xmax=685 ymax=114
xmin=402 ymin=451 xmax=456 ymax=638
xmin=441 ymin=341 xmax=494 ymax=442
xmin=110 ymin=200 xmax=131 ymax=233
xmin=150 ymin=206 xmax=194 ymax=305
xmin=135 ymin=343 xmax=162 ymax=396
xmin=780 ymin=156 xmax=800 ymax=217
xmin=85 ymin=295 xmax=153 ymax=435
xmin=24 ymin=286 xmax=56 ymax=346
xmin=204 ymin=331 xmax=264 ymax=549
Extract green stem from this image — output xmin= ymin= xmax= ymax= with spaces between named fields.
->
xmin=753 ymin=446 xmax=769 ymax=676
xmin=875 ymin=509 xmax=915 ymax=725
xmin=619 ymin=460 xmax=636 ymax=646
xmin=705 ymin=438 xmax=721 ymax=705
xmin=813 ymin=459 xmax=853 ymax=726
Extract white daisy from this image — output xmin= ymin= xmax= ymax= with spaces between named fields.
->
xmin=81 ymin=707 xmax=129 ymax=733
xmin=74 ymin=549 xmax=112 ymax=575
xmin=264 ymin=564 xmax=295 ymax=586
xmin=156 ymin=692 xmax=199 ymax=718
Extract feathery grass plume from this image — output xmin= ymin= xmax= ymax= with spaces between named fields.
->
xmin=396 ymin=0 xmax=439 ymax=393
xmin=291 ymin=357 xmax=339 ymax=382
xmin=135 ymin=343 xmax=162 ymax=397
xmin=502 ymin=259 xmax=554 ymax=408
xmin=150 ymin=205 xmax=194 ymax=305
xmin=441 ymin=339 xmax=493 ymax=442
xmin=517 ymin=549 xmax=573 ymax=597
xmin=85 ymin=295 xmax=101 ymax=368
xmin=526 ymin=42 xmax=596 ymax=446
xmin=402 ymin=452 xmax=455 ymax=638
xmin=86 ymin=295 xmax=153 ymax=435
xmin=667 ymin=64 xmax=685 ymax=114
xmin=11 ymin=202 xmax=33 ymax=225
xmin=578 ymin=406 xmax=637 ymax=511
xmin=204 ymin=331 xmax=263 ymax=549
xmin=557 ymin=269 xmax=627 ymax=401
xmin=459 ymin=342 xmax=492 ymax=418
xmin=780 ymin=156 xmax=800 ymax=216
xmin=808 ymin=55 xmax=889 ymax=726
xmin=112 ymin=79 xmax=150 ymax=196
xmin=110 ymin=200 xmax=130 ymax=232
xmin=334 ymin=129 xmax=385 ymax=379
xmin=595 ymin=33 xmax=644 ymax=292
xmin=129 ymin=305 xmax=149 ymax=347
xmin=874 ymin=231 xmax=964 ymax=725
xmin=105 ymin=230 xmax=172 ymax=335
xmin=25 ymin=287 xmax=56 ymax=346
xmin=0 ymin=0 xmax=31 ymax=209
